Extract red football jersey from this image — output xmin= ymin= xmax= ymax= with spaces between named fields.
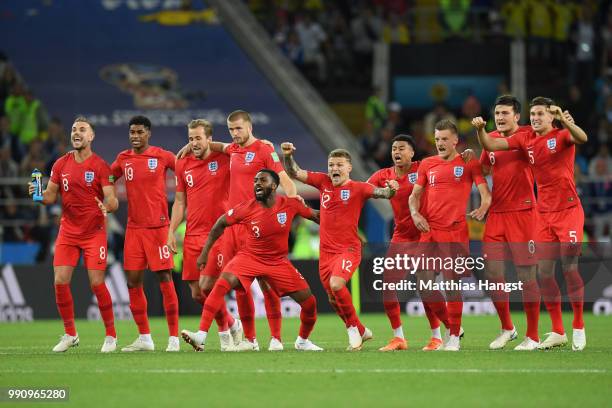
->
xmin=416 ymin=155 xmax=486 ymax=230
xmin=176 ymin=152 xmax=230 ymax=236
xmin=50 ymin=152 xmax=113 ymax=238
xmin=225 ymin=196 xmax=314 ymax=263
xmin=306 ymin=172 xmax=375 ymax=253
xmin=225 ymin=140 xmax=285 ymax=207
xmin=506 ymin=128 xmax=579 ymax=212
xmin=480 ymin=127 xmax=536 ymax=213
xmin=367 ymin=162 xmax=421 ymax=242
xmin=111 ymin=146 xmax=175 ymax=228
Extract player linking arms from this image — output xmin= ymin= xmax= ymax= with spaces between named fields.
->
xmin=283 ymin=144 xmax=397 ymax=351
xmin=29 ymin=117 xmax=119 ymax=353
xmin=474 ymin=97 xmax=588 ymax=351
xmin=409 ymin=119 xmax=491 ymax=351
xmin=181 ymin=170 xmax=323 ymax=351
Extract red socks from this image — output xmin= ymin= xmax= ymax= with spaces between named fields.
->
xmin=332 ymin=286 xmax=361 ymax=329
xmin=522 ymin=279 xmax=540 ymax=342
xmin=199 ymin=279 xmax=232 ymax=332
xmin=128 ymin=286 xmax=150 ymax=334
xmin=54 ymin=284 xmax=76 ymax=336
xmin=159 ymin=281 xmax=179 ymax=337
xmin=421 ymin=290 xmax=450 ymax=329
xmin=489 ymin=277 xmax=513 ymax=331
xmin=383 ymin=301 xmax=402 ymax=330
xmin=564 ymin=269 xmax=584 ymax=329
xmin=235 ymin=288 xmax=256 ymax=341
xmin=539 ymin=275 xmax=564 ymax=335
xmin=263 ymin=287 xmax=282 ymax=341
xmin=92 ymin=283 xmax=116 ymax=338
xmin=423 ymin=300 xmax=440 ymax=329
xmin=298 ymin=295 xmax=317 ymax=339
xmin=446 ymin=299 xmax=463 ymax=337
xmin=201 ymin=288 xmax=233 ymax=332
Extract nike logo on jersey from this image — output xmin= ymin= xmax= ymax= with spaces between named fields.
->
xmin=61 ymin=173 xmax=69 ymax=177
xmin=323 ymin=188 xmax=332 ymax=192
xmin=251 ymin=221 xmax=260 ymax=225
xmin=125 ymin=162 xmax=132 ymax=166
xmin=185 ymin=169 xmax=193 ymax=174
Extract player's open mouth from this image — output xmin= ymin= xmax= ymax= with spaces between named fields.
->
xmin=393 ymin=155 xmax=402 ymax=162
xmin=437 ymin=146 xmax=446 ymax=152
xmin=255 ymin=186 xmax=263 ymax=194
xmin=192 ymin=147 xmax=201 ymax=154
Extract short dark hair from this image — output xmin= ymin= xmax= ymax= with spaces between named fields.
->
xmin=328 ymin=148 xmax=352 ymax=163
xmin=129 ymin=115 xmax=152 ymax=130
xmin=73 ymin=116 xmax=94 ymax=132
xmin=494 ymin=95 xmax=521 ymax=113
xmin=434 ymin=119 xmax=458 ymax=134
xmin=392 ymin=134 xmax=416 ymax=151
xmin=227 ymin=110 xmax=251 ymax=123
xmin=258 ymin=168 xmax=280 ymax=187
xmin=529 ymin=96 xmax=555 ymax=109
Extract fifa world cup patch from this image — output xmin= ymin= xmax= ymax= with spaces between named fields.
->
xmin=271 ymin=152 xmax=280 ymax=162
xmin=109 ymin=175 xmax=115 ymax=183
xmin=408 ymin=172 xmax=418 ymax=184
xmin=84 ymin=171 xmax=95 ymax=184
xmin=148 ymin=158 xmax=158 ymax=170
xmin=277 ymin=212 xmax=287 ymax=225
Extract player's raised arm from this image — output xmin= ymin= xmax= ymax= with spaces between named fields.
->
xmin=279 ymin=171 xmax=297 ymax=197
xmin=281 ymin=142 xmax=309 ymax=183
xmin=549 ymin=106 xmax=588 ymax=144
xmin=196 ymin=214 xmax=229 ymax=270
xmin=408 ymin=184 xmax=429 ymax=232
xmin=167 ymin=191 xmax=186 ymax=254
xmin=28 ymin=179 xmax=60 ymax=205
xmin=472 ymin=117 xmax=509 ymax=152
xmin=372 ymin=179 xmax=398 ymax=199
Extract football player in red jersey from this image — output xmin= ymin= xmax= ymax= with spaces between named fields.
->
xmin=472 ymin=95 xmax=541 ymax=351
xmin=168 ymin=119 xmax=241 ymax=350
xmin=178 ymin=110 xmax=298 ymax=351
xmin=111 ymin=116 xmax=180 ymax=352
xmin=29 ymin=116 xmax=119 ymax=353
xmin=180 ymin=169 xmax=323 ymax=352
xmin=476 ymin=97 xmax=588 ymax=351
xmin=409 ymin=119 xmax=491 ymax=351
xmin=282 ymin=144 xmax=397 ymax=350
xmin=367 ymin=135 xmax=422 ymax=351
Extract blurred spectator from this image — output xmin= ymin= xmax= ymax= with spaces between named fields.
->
xmin=0 ymin=64 xmax=21 ymax=110
xmin=570 ymin=6 xmax=596 ymax=91
xmin=601 ymin=6 xmax=612 ymax=72
xmin=588 ymin=157 xmax=612 ymax=241
xmin=351 ymin=6 xmax=382 ymax=83
xmin=457 ymin=94 xmax=482 ymax=147
xmin=423 ymin=102 xmax=457 ymax=145
xmin=0 ymin=141 xmax=18 ymax=199
xmin=575 ymin=144 xmax=589 ymax=175
xmin=589 ymin=144 xmax=612 ymax=176
xmin=295 ymin=13 xmax=328 ymax=83
xmin=45 ymin=137 xmax=69 ymax=175
xmin=528 ymin=0 xmax=553 ymax=59
xmin=372 ymin=125 xmax=395 ymax=167
xmin=19 ymin=89 xmax=48 ymax=145
xmin=327 ymin=11 xmax=353 ymax=84
xmin=501 ymin=0 xmax=528 ymax=39
xmin=365 ymin=86 xmax=387 ymax=133
xmin=291 ymin=218 xmax=320 ymax=260
xmin=1 ymin=200 xmax=25 ymax=242
xmin=4 ymin=82 xmax=26 ymax=136
xmin=552 ymin=0 xmax=577 ymax=65
xmin=440 ymin=0 xmax=471 ymax=40
xmin=44 ymin=116 xmax=67 ymax=154
xmin=382 ymin=13 xmax=410 ymax=44
xmin=282 ymin=31 xmax=305 ymax=68
xmin=385 ymin=101 xmax=406 ymax=134
xmin=0 ymin=115 xmax=24 ymax=162
xmin=414 ymin=0 xmax=444 ymax=43
xmin=19 ymin=139 xmax=48 ymax=176
xmin=565 ymin=85 xmax=590 ymax=126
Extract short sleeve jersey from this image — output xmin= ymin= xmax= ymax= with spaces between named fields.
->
xmin=225 ymin=196 xmax=314 ymax=263
xmin=479 ymin=127 xmax=536 ymax=213
xmin=306 ymin=172 xmax=375 ymax=253
xmin=416 ymin=155 xmax=486 ymax=230
xmin=175 ymin=152 xmax=230 ymax=236
xmin=50 ymin=152 xmax=113 ymax=238
xmin=506 ymin=128 xmax=579 ymax=212
xmin=225 ymin=140 xmax=284 ymax=207
xmin=367 ymin=162 xmax=421 ymax=242
xmin=111 ymin=146 xmax=175 ymax=228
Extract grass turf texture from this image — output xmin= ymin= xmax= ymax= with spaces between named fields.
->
xmin=0 ymin=313 xmax=610 ymax=407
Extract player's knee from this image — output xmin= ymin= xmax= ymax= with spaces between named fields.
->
xmin=329 ymin=278 xmax=345 ymax=292
xmin=199 ymin=277 xmax=215 ymax=293
xmin=156 ymin=270 xmax=172 ymax=282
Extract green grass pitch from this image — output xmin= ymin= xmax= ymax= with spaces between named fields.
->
xmin=0 ymin=313 xmax=610 ymax=407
